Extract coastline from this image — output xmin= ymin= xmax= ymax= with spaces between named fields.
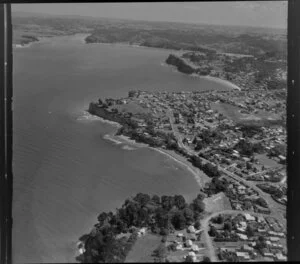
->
xmin=164 ymin=61 xmax=241 ymax=91
xmin=151 ymin=147 xmax=210 ymax=188
xmin=89 ymin=110 xmax=210 ymax=188
xmin=84 ymin=40 xmax=187 ymax=54
xmin=99 ymin=122 xmax=210 ymax=189
xmin=13 ymin=33 xmax=90 ymax=49
xmin=201 ymin=75 xmax=241 ymax=91
xmin=14 ymin=42 xmax=36 ymax=49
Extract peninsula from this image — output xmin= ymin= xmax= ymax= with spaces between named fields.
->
xmin=81 ymin=23 xmax=287 ymax=260
xmin=84 ymin=77 xmax=286 ymax=262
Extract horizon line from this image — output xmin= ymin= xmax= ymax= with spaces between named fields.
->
xmin=12 ymin=10 xmax=287 ymax=31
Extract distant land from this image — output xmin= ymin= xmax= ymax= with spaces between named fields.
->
xmin=12 ymin=11 xmax=286 ymax=58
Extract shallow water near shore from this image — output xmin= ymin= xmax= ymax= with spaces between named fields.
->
xmin=13 ymin=34 xmax=232 ymax=263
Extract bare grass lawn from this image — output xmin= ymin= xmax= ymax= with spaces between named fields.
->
xmin=125 ymin=233 xmax=161 ymax=263
xmin=204 ymin=192 xmax=232 ymax=213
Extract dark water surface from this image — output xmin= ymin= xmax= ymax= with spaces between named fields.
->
xmin=13 ymin=34 xmax=231 ymax=263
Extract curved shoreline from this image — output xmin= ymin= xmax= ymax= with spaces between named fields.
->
xmin=201 ymin=75 xmax=241 ymax=91
xmin=117 ymin=132 xmax=209 ymax=188
xmin=151 ymin=147 xmax=210 ymax=188
xmin=96 ymin=118 xmax=210 ymax=189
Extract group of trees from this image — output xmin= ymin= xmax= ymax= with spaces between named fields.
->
xmin=165 ymin=54 xmax=196 ymax=75
xmin=238 ymin=125 xmax=263 ymax=138
xmin=256 ymin=183 xmax=284 ymax=198
xmin=234 ymin=139 xmax=264 ymax=156
xmin=193 ymin=129 xmax=224 ymax=150
xmin=80 ymin=192 xmax=206 ymax=263
xmin=189 ymin=155 xmax=221 ymax=178
xmin=267 ymin=144 xmax=286 ymax=158
xmin=218 ymin=250 xmax=239 ymax=262
xmin=204 ymin=177 xmax=229 ymax=196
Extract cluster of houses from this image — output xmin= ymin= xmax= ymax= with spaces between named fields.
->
xmin=212 ymin=213 xmax=286 ymax=262
xmin=222 ymin=179 xmax=271 ymax=214
xmin=190 ymin=51 xmax=287 ymax=104
xmin=257 ymin=183 xmax=287 ymax=206
xmin=165 ymin=224 xmax=206 ymax=262
xmin=102 ymin=89 xmax=286 ymax=203
xmin=109 ymin=92 xmax=287 ymax=209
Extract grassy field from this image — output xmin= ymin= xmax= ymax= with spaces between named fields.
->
xmin=125 ymin=233 xmax=161 ymax=263
xmin=113 ymin=102 xmax=151 ymax=115
xmin=211 ymin=102 xmax=244 ymax=123
xmin=255 ymin=154 xmax=280 ymax=168
xmin=204 ymin=192 xmax=232 ymax=213
xmin=211 ymin=102 xmax=281 ymax=127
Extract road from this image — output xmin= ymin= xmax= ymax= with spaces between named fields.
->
xmin=248 ymin=166 xmax=283 ymax=177
xmin=168 ymin=109 xmax=285 ymax=221
xmin=167 ymin=108 xmax=286 ymax=223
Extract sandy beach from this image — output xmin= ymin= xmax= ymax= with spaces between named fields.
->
xmin=202 ymin=75 xmax=241 ymax=91
xmin=113 ymin=133 xmax=210 ymax=188
xmin=152 ymin=147 xmax=211 ymax=188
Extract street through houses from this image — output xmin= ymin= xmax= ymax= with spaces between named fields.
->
xmin=167 ymin=108 xmax=286 ymax=227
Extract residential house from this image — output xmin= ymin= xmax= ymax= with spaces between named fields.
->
xmin=244 ymin=213 xmax=256 ymax=221
xmin=263 ymin=252 xmax=274 ymax=258
xmin=275 ymin=253 xmax=287 ymax=261
xmin=242 ymin=244 xmax=254 ymax=252
xmin=191 ymin=244 xmax=199 ymax=252
xmin=185 ymin=240 xmax=193 ymax=247
xmin=236 ymin=252 xmax=250 ymax=260
xmin=237 ymin=233 xmax=248 ymax=240
xmin=269 ymin=237 xmax=280 ymax=242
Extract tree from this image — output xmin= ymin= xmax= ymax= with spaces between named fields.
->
xmin=152 ymin=243 xmax=167 ymax=261
xmin=193 ymin=198 xmax=205 ymax=213
xmin=246 ymin=225 xmax=255 ymax=237
xmin=195 ymin=141 xmax=204 ymax=151
xmin=161 ymin=236 xmax=167 ymax=243
xmin=183 ymin=207 xmax=194 ymax=224
xmin=185 ymin=255 xmax=194 ymax=262
xmin=208 ymin=226 xmax=217 ymax=237
xmin=151 ymin=195 xmax=160 ymax=204
xmin=160 ymin=228 xmax=169 ymax=236
xmin=197 ymin=192 xmax=206 ymax=201
xmin=174 ymin=195 xmax=186 ymax=210
xmin=168 ymin=243 xmax=176 ymax=252
xmin=224 ymin=222 xmax=232 ymax=232
xmin=97 ymin=212 xmax=108 ymax=225
xmin=202 ymin=256 xmax=211 ymax=262
xmin=133 ymin=193 xmax=151 ymax=207
xmin=256 ymin=197 xmax=268 ymax=208
xmin=161 ymin=195 xmax=175 ymax=210
xmin=244 ymin=201 xmax=253 ymax=210
xmin=216 ymin=215 xmax=224 ymax=224
xmin=256 ymin=236 xmax=267 ymax=250
xmin=151 ymin=226 xmax=160 ymax=234
xmin=246 ymin=162 xmax=252 ymax=170
xmin=172 ymin=211 xmax=186 ymax=230
xmin=128 ymin=90 xmax=137 ymax=98
xmin=194 ymin=221 xmax=201 ymax=230
xmin=189 ymin=155 xmax=203 ymax=169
